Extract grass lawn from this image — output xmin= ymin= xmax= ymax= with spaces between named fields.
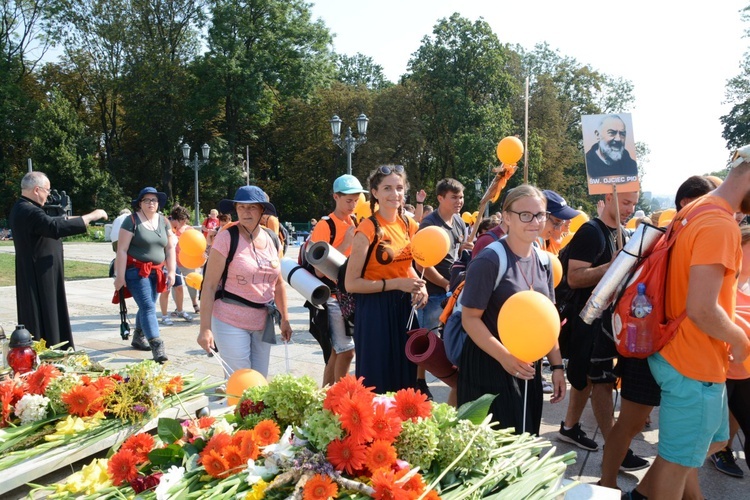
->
xmin=0 ymin=253 xmax=109 ymax=287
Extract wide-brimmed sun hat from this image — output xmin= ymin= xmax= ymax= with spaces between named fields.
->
xmin=132 ymin=187 xmax=167 ymax=209
xmin=218 ymin=186 xmax=277 ymax=216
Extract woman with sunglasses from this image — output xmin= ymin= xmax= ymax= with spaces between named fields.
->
xmin=114 ymin=187 xmax=176 ymax=363
xmin=458 ymin=185 xmax=566 ymax=434
xmin=344 ymin=165 xmax=428 ymax=393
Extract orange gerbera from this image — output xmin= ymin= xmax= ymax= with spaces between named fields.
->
xmin=223 ymin=444 xmax=245 ymax=474
xmin=422 ymin=489 xmax=440 ymax=500
xmin=323 ymin=374 xmax=375 ymax=413
xmin=395 ymin=468 xmax=425 ymax=496
xmin=303 ymin=474 xmax=338 ymax=500
xmin=371 ymin=403 xmax=402 ymax=444
xmin=61 ymin=384 xmax=102 ymax=417
xmin=366 ymin=440 xmax=398 ymax=473
xmin=233 ymin=429 xmax=260 ymax=461
xmin=164 ymin=375 xmax=184 ymax=395
xmin=201 ymin=448 xmax=230 ymax=478
xmin=253 ymin=419 xmax=281 ymax=446
xmin=24 ymin=364 xmax=61 ymax=395
xmin=197 ymin=416 xmax=215 ymax=429
xmin=327 ymin=435 xmax=367 ymax=475
xmin=203 ymin=432 xmax=232 ymax=457
xmin=90 ymin=376 xmax=117 ymax=397
xmin=121 ymin=433 xmax=156 ymax=464
xmin=393 ymin=388 xmax=431 ymax=422
xmin=371 ymin=469 xmax=411 ymax=500
xmin=337 ymin=396 xmax=374 ymax=444
xmin=108 ymin=449 xmax=140 ymax=486
xmin=0 ymin=378 xmax=24 ymax=426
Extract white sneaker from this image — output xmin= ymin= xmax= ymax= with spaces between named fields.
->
xmin=160 ymin=315 xmax=174 ymax=326
xmin=542 ymin=380 xmax=554 ymax=394
xmin=174 ymin=310 xmax=193 ymax=322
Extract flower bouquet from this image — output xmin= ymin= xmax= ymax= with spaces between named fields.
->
xmin=0 ymin=350 xmax=218 ymax=486
xmin=40 ymin=374 xmax=576 ymax=499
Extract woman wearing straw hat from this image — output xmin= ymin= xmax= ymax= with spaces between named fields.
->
xmin=197 ymin=185 xmax=292 ymax=377
xmin=114 ymin=187 xmax=175 ymax=363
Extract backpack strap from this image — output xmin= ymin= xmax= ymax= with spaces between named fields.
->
xmin=455 ymin=239 xmax=509 ymax=313
xmin=323 ymin=216 xmax=337 ymax=245
xmin=261 ymin=226 xmax=281 ymax=252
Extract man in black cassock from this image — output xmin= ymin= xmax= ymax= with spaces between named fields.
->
xmin=9 ymin=172 xmax=107 ymax=349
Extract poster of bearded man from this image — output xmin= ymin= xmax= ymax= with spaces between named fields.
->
xmin=582 ymin=113 xmax=640 ymax=195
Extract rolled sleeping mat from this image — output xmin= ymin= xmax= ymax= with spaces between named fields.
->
xmin=280 ymin=258 xmax=330 ymax=307
xmin=405 ymin=328 xmax=458 ymax=389
xmin=306 ymin=241 xmax=347 ymax=282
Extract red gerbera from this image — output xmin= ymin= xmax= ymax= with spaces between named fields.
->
xmin=253 ymin=419 xmax=281 ymax=446
xmin=165 ymin=375 xmax=183 ymax=395
xmin=61 ymin=384 xmax=102 ymax=417
xmin=337 ymin=396 xmax=375 ymax=444
xmin=197 ymin=416 xmax=215 ymax=429
xmin=371 ymin=469 xmax=412 ymax=500
xmin=201 ymin=448 xmax=230 ymax=478
xmin=222 ymin=444 xmax=245 ymax=474
xmin=0 ymin=378 xmax=24 ymax=426
xmin=303 ymin=474 xmax=339 ymax=500
xmin=327 ymin=435 xmax=367 ymax=475
xmin=233 ymin=429 xmax=260 ymax=461
xmin=108 ymin=449 xmax=140 ymax=486
xmin=393 ymin=388 xmax=431 ymax=422
xmin=121 ymin=433 xmax=156 ymax=464
xmin=323 ymin=374 xmax=375 ymax=413
xmin=366 ymin=440 xmax=398 ymax=473
xmin=371 ymin=403 xmax=402 ymax=444
xmin=24 ymin=364 xmax=61 ymax=395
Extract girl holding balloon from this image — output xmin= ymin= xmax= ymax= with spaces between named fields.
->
xmin=459 ymin=185 xmax=566 ymax=434
xmin=344 ymin=165 xmax=428 ymax=393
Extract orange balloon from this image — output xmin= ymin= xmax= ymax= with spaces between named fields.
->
xmin=658 ymin=209 xmax=676 ymax=227
xmin=559 ymin=231 xmax=575 ymax=250
xmin=179 ymin=251 xmax=206 ymax=269
xmin=568 ymin=212 xmax=589 ymax=233
xmin=461 ymin=212 xmax=473 ymax=224
xmin=226 ymin=368 xmax=268 ymax=406
xmin=411 ymin=226 xmax=450 ymax=268
xmin=496 ymin=136 xmax=524 ymax=165
xmin=179 ymin=229 xmax=207 ymax=256
xmin=546 ymin=251 xmax=563 ymax=288
xmin=498 ymin=290 xmax=560 ymax=363
xmin=184 ymin=272 xmax=203 ymax=290
xmin=353 ymin=193 xmax=376 ymax=222
xmin=625 ymin=217 xmax=637 ymax=229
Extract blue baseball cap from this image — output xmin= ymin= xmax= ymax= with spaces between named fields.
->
xmin=543 ymin=190 xmax=579 ymax=220
xmin=333 ymin=175 xmax=367 ymax=194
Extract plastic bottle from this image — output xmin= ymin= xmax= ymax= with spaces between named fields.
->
xmin=629 ymin=283 xmax=653 ymax=353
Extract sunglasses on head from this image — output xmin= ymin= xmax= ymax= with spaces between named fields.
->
xmin=377 ymin=165 xmax=405 ymax=175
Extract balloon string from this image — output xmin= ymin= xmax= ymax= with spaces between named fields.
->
xmin=210 ymin=350 xmax=233 ymax=378
xmin=406 ymin=268 xmax=426 ymax=331
xmin=284 ymin=341 xmax=290 ymax=373
xmin=522 ymin=378 xmax=528 ymax=434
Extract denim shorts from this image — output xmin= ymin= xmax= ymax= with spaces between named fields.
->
xmin=648 ymin=353 xmax=729 ymax=467
xmin=417 ymin=293 xmax=448 ymax=332
xmin=327 ymin=298 xmax=354 ymax=353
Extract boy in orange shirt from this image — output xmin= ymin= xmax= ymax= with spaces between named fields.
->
xmin=627 ymin=150 xmax=750 ymax=500
xmin=310 ymin=174 xmax=366 ymax=386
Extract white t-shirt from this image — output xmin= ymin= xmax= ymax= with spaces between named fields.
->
xmin=110 ymin=213 xmax=131 ymax=251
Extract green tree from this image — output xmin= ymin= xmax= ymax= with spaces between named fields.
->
xmin=336 ymin=53 xmax=391 ymax=90
xmin=721 ymin=6 xmax=750 ymax=152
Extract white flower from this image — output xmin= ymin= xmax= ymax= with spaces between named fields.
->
xmin=15 ymin=394 xmax=50 ymax=425
xmin=262 ymin=425 xmax=295 ymax=460
xmin=212 ymin=418 xmax=235 ymax=435
xmin=245 ymin=459 xmax=274 ymax=484
xmin=154 ymin=465 xmax=185 ymax=500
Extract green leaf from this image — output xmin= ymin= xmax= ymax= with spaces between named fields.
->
xmin=148 ymin=444 xmax=183 ymax=466
xmin=456 ymin=394 xmax=496 ymax=424
xmin=157 ymin=417 xmax=184 ymax=443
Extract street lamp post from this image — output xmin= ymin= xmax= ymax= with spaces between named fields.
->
xmin=181 ymin=142 xmax=210 ymax=226
xmin=330 ymin=114 xmax=369 ymax=175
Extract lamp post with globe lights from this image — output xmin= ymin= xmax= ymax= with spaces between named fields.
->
xmin=329 ymin=114 xmax=369 ymax=175
xmin=181 ymin=142 xmax=210 ymax=226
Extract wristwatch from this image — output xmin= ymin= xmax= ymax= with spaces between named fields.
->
xmin=550 ymin=364 xmax=565 ymax=372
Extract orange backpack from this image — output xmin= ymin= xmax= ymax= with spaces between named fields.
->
xmin=611 ymin=203 xmax=730 ymax=358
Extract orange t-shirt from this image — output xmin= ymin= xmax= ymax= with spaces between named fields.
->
xmin=660 ymin=195 xmax=740 ymax=383
xmin=310 ymin=213 xmax=356 ymax=257
xmin=355 ymin=213 xmax=418 ymax=281
xmin=728 ymin=288 xmax=750 ymax=380
xmin=546 ymin=236 xmax=563 ymax=257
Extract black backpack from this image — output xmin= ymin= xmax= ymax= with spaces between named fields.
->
xmin=298 ymin=215 xmax=358 ymax=289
